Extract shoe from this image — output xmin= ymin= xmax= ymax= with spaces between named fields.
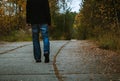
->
xmin=36 ymin=59 xmax=41 ymax=63
xmin=44 ymin=54 xmax=49 ymax=63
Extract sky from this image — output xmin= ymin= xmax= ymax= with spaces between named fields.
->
xmin=70 ymin=0 xmax=82 ymax=12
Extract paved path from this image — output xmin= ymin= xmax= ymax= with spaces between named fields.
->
xmin=0 ymin=41 xmax=120 ymax=81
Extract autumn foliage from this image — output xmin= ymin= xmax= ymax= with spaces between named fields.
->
xmin=74 ymin=0 xmax=120 ymax=51
xmin=0 ymin=0 xmax=120 ymax=51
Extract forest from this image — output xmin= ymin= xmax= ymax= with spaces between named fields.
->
xmin=0 ymin=0 xmax=120 ymax=52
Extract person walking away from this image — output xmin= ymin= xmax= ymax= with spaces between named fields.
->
xmin=26 ymin=0 xmax=51 ymax=63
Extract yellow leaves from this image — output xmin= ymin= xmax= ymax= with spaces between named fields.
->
xmin=73 ymin=13 xmax=81 ymax=28
xmin=0 ymin=0 xmax=27 ymax=36
xmin=0 ymin=8 xmax=4 ymax=15
xmin=99 ymin=4 xmax=105 ymax=14
xmin=17 ymin=0 xmax=26 ymax=11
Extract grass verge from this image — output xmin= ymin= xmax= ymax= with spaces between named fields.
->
xmin=97 ymin=33 xmax=120 ymax=53
xmin=0 ymin=29 xmax=32 ymax=42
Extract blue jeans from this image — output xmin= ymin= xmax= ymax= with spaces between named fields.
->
xmin=31 ymin=24 xmax=50 ymax=60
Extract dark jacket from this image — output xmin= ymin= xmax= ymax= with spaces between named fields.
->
xmin=26 ymin=0 xmax=51 ymax=25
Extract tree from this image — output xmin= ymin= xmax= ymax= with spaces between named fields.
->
xmin=75 ymin=0 xmax=120 ymax=50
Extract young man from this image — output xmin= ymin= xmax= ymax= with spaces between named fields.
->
xmin=26 ymin=0 xmax=51 ymax=63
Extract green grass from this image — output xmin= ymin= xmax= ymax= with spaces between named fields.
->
xmin=97 ymin=33 xmax=120 ymax=53
xmin=0 ymin=29 xmax=32 ymax=42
